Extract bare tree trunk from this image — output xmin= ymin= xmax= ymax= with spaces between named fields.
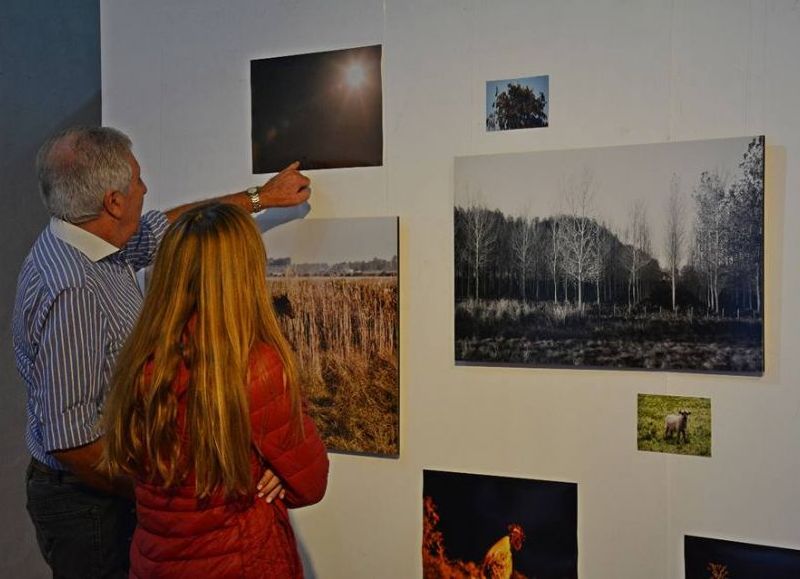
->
xmin=596 ymin=277 xmax=600 ymax=307
xmin=671 ymin=265 xmax=677 ymax=312
xmin=665 ymin=175 xmax=685 ymax=312
xmin=628 ymin=276 xmax=632 ymax=311
xmin=474 ymin=241 xmax=479 ymax=300
xmin=553 ymin=265 xmax=558 ymax=302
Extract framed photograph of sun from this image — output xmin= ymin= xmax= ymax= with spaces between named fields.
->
xmin=251 ymin=45 xmax=383 ymax=173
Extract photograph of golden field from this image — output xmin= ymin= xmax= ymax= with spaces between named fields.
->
xmin=264 ymin=217 xmax=399 ymax=457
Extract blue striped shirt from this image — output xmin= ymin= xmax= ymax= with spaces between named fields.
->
xmin=13 ymin=211 xmax=169 ymax=470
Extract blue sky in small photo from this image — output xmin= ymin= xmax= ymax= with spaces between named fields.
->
xmin=486 ymin=75 xmax=549 ymax=121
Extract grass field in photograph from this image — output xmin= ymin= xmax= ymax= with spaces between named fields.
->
xmin=269 ymin=276 xmax=399 ymax=456
xmin=456 ymin=299 xmax=762 ymax=373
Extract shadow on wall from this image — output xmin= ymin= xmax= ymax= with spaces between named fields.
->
xmin=1 ymin=0 xmax=102 ymax=573
xmin=0 ymin=91 xmax=103 ymax=579
xmin=763 ymin=144 xmax=786 ymax=384
xmin=296 ymin=525 xmax=319 ymax=578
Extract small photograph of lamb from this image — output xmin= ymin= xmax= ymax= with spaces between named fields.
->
xmin=665 ymin=410 xmax=691 ymax=444
xmin=637 ymin=394 xmax=711 ymax=457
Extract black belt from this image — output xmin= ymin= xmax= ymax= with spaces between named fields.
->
xmin=29 ymin=457 xmax=70 ymax=481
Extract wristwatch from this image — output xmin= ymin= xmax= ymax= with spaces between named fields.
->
xmin=246 ymin=186 xmax=262 ymax=213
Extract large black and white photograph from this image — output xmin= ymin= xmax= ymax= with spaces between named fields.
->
xmin=454 ymin=136 xmax=764 ymax=374
xmin=251 ymin=45 xmax=383 ymax=173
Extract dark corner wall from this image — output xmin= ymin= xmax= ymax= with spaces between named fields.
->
xmin=0 ymin=1 xmax=100 ymax=575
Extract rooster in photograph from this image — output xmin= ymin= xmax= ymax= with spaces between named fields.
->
xmin=481 ymin=524 xmax=526 ymax=579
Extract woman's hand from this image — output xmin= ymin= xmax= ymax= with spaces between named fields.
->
xmin=257 ymin=468 xmax=286 ymax=503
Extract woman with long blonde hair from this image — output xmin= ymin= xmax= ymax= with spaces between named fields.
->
xmin=103 ymin=203 xmax=328 ymax=578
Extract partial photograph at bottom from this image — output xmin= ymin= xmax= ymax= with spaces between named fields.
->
xmin=423 ymin=469 xmax=578 ymax=579
xmin=685 ymin=535 xmax=800 ymax=579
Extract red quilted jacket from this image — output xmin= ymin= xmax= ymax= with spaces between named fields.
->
xmin=130 ymin=343 xmax=329 ymax=578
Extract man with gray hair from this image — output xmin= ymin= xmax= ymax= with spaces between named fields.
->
xmin=13 ymin=126 xmax=310 ymax=577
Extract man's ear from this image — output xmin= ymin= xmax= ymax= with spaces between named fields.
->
xmin=103 ymin=189 xmax=124 ymax=219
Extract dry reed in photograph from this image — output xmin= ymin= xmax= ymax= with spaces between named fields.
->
xmin=264 ymin=216 xmax=399 ymax=457
xmin=270 ymin=276 xmax=398 ymax=456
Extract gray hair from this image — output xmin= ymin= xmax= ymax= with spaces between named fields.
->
xmin=37 ymin=126 xmax=133 ymax=223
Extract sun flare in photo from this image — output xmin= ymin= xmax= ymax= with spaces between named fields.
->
xmin=345 ymin=61 xmax=366 ymax=89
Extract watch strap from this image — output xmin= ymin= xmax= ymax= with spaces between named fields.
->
xmin=246 ymin=186 xmax=262 ymax=213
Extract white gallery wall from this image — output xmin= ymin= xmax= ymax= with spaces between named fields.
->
xmin=102 ymin=1 xmax=800 ymax=577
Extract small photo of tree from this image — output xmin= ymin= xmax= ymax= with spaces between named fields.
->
xmin=486 ymin=75 xmax=549 ymax=131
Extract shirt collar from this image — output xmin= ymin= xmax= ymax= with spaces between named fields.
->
xmin=49 ymin=218 xmax=120 ymax=262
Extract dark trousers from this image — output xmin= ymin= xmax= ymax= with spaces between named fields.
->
xmin=25 ymin=459 xmax=136 ymax=579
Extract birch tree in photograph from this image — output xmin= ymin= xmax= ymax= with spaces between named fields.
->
xmin=559 ymin=170 xmax=600 ymax=311
xmin=462 ymin=194 xmax=497 ymax=300
xmin=549 ymin=216 xmax=564 ymax=303
xmin=693 ymin=171 xmax=729 ymax=313
xmin=727 ymin=137 xmax=764 ymax=314
xmin=592 ymin=223 xmax=613 ymax=307
xmin=636 ymin=212 xmax=652 ymax=304
xmin=533 ymin=224 xmax=550 ymax=300
xmin=511 ymin=215 xmax=538 ymax=301
xmin=623 ymin=201 xmax=651 ymax=309
xmin=454 ymin=207 xmax=469 ymax=299
xmin=664 ymin=174 xmax=686 ymax=312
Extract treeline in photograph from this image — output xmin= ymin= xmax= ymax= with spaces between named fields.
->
xmin=454 ymin=137 xmax=764 ymax=374
xmin=268 ymin=255 xmax=398 ymax=277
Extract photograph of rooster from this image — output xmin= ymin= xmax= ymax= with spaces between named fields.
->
xmin=423 ymin=470 xmax=577 ymax=579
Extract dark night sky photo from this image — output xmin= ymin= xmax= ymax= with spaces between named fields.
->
xmin=685 ymin=536 xmax=800 ymax=579
xmin=251 ymin=45 xmax=383 ymax=173
xmin=423 ymin=470 xmax=578 ymax=578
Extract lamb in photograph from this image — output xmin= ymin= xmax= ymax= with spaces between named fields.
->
xmin=664 ymin=410 xmax=691 ymax=444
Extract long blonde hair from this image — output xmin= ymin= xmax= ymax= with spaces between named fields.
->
xmin=103 ymin=203 xmax=301 ymax=498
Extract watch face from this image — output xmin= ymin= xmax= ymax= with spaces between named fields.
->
xmin=248 ymin=187 xmax=259 ymax=195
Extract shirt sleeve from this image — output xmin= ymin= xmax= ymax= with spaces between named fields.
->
xmin=122 ymin=210 xmax=170 ymax=270
xmin=34 ymin=288 xmax=108 ymax=452
xmin=253 ymin=202 xmax=311 ymax=234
